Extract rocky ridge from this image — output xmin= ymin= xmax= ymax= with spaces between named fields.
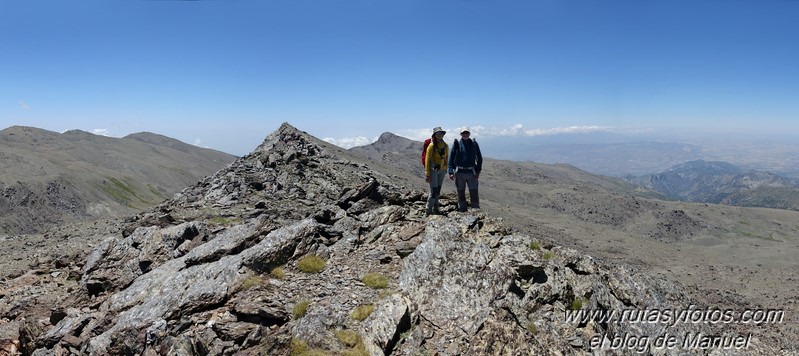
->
xmin=0 ymin=124 xmax=787 ymax=355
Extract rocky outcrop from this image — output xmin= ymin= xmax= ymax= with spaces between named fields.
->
xmin=1 ymin=123 xmax=787 ymax=355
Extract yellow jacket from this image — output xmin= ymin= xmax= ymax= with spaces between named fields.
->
xmin=425 ymin=140 xmax=449 ymax=177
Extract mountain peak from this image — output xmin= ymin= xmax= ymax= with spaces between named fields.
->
xmin=0 ymin=125 xmax=60 ymax=142
xmin=61 ymin=129 xmax=94 ymax=136
xmin=377 ymin=131 xmax=409 ymax=143
xmin=252 ymin=122 xmax=322 ymax=156
xmin=124 ymin=131 xmax=170 ymax=140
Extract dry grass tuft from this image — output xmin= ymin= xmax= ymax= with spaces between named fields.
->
xmin=350 ymin=304 xmax=375 ymax=321
xmin=297 ymin=255 xmax=326 ymax=273
xmin=362 ymin=272 xmax=389 ymax=289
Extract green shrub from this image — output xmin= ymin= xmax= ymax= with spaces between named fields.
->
xmin=297 ymin=255 xmax=326 ymax=273
xmin=351 ymin=304 xmax=375 ymax=321
xmin=529 ymin=241 xmax=541 ymax=250
xmin=270 ymin=267 xmax=286 ymax=279
xmin=543 ymin=251 xmax=555 ymax=260
xmin=362 ymin=273 xmax=388 ymax=289
xmin=293 ymin=300 xmax=311 ymax=319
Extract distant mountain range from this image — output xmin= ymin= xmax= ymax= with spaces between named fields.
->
xmin=623 ymin=160 xmax=799 ymax=210
xmin=0 ymin=126 xmax=237 ymax=234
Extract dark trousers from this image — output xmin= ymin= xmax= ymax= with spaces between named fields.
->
xmin=454 ymin=170 xmax=479 ymax=211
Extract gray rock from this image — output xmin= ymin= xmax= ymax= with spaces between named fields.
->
xmin=359 ymin=294 xmax=410 ymax=353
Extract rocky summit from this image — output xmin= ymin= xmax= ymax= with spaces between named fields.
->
xmin=0 ymin=123 xmax=788 ymax=355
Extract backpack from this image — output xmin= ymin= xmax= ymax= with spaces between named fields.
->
xmin=421 ymin=138 xmax=432 ymax=167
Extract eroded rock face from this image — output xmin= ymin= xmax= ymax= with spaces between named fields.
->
xmin=2 ymin=123 xmax=787 ymax=355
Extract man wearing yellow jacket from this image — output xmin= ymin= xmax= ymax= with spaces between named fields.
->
xmin=425 ymin=127 xmax=449 ymax=215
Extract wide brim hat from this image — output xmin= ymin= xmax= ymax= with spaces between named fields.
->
xmin=460 ymin=127 xmax=471 ymax=134
xmin=432 ymin=127 xmax=446 ymax=135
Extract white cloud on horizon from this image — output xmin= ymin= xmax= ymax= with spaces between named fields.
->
xmin=93 ymin=128 xmax=111 ymax=136
xmin=323 ymin=124 xmax=646 ymax=149
xmin=322 ymin=136 xmax=373 ymax=149
xmin=521 ymin=125 xmax=612 ymax=136
xmin=193 ymin=138 xmax=210 ymax=149
xmin=398 ymin=124 xmax=618 ymax=140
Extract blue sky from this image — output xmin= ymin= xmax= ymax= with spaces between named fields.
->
xmin=2 ymin=0 xmax=798 ymax=156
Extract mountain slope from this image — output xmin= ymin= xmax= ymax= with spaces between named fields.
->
xmin=623 ymin=159 xmax=799 ymax=210
xmin=0 ymin=126 xmax=237 ymax=235
xmin=2 ymin=123 xmax=795 ymax=355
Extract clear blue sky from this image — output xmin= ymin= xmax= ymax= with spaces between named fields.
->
xmin=2 ymin=0 xmax=797 ymax=155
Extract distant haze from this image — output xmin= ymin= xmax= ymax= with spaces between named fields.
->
xmin=344 ymin=128 xmax=799 ymax=179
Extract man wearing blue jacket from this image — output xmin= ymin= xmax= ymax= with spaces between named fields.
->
xmin=448 ymin=127 xmax=483 ymax=212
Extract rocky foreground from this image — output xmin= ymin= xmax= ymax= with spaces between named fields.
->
xmin=0 ymin=124 xmax=788 ymax=355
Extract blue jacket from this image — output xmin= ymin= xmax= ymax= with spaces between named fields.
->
xmin=448 ymin=138 xmax=482 ymax=174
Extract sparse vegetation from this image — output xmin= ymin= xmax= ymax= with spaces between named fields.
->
xmin=351 ymin=304 xmax=375 ymax=321
xmin=297 ymin=255 xmax=326 ymax=273
xmin=342 ymin=345 xmax=369 ymax=356
xmin=293 ymin=300 xmax=311 ymax=319
xmin=377 ymin=289 xmax=392 ymax=300
xmin=270 ymin=267 xmax=286 ymax=279
xmin=290 ymin=338 xmax=308 ymax=356
xmin=362 ymin=272 xmax=389 ymax=289
xmin=543 ymin=251 xmax=555 ymax=260
xmin=99 ymin=176 xmax=144 ymax=206
xmin=240 ymin=274 xmax=264 ymax=290
xmin=526 ymin=322 xmax=538 ymax=335
xmin=108 ymin=176 xmax=137 ymax=196
xmin=147 ymin=184 xmax=166 ymax=199
xmin=335 ymin=330 xmax=359 ymax=347
xmin=741 ymin=231 xmax=781 ymax=242
xmin=529 ymin=241 xmax=541 ymax=250
xmin=289 ymin=338 xmax=327 ymax=356
xmin=570 ymin=297 xmax=586 ymax=310
xmin=337 ymin=331 xmax=369 ymax=356
xmin=208 ymin=216 xmax=241 ymax=226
